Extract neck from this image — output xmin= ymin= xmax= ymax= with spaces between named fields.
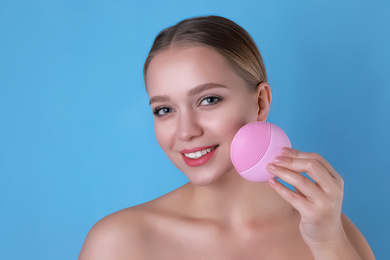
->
xmin=182 ymin=170 xmax=294 ymax=227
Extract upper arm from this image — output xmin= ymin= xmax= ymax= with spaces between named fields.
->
xmin=78 ymin=213 xmax=145 ymax=260
xmin=342 ymin=213 xmax=376 ymax=260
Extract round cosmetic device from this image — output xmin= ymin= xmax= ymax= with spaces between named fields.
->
xmin=230 ymin=121 xmax=292 ymax=182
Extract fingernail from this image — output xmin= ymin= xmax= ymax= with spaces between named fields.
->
xmin=273 ymin=156 xmax=284 ymax=165
xmin=269 ymin=178 xmax=276 ymax=185
xmin=267 ymin=163 xmax=276 ymax=172
xmin=281 ymin=147 xmax=292 ymax=155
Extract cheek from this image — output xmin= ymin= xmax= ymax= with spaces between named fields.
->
xmin=201 ymin=102 xmax=258 ymax=141
xmin=154 ymin=121 xmax=173 ymax=149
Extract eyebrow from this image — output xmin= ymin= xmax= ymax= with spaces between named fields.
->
xmin=149 ymin=83 xmax=228 ymax=105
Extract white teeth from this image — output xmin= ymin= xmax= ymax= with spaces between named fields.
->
xmin=184 ymin=147 xmax=216 ymax=159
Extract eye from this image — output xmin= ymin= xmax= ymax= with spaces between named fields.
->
xmin=199 ymin=96 xmax=222 ymax=106
xmin=153 ymin=107 xmax=174 ymax=117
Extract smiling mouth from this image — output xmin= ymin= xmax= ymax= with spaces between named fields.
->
xmin=183 ymin=145 xmax=218 ymax=159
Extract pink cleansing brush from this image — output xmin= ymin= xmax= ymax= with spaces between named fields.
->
xmin=230 ymin=121 xmax=292 ymax=182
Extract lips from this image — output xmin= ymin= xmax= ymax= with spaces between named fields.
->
xmin=180 ymin=145 xmax=219 ymax=167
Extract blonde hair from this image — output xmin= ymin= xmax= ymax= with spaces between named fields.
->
xmin=144 ymin=15 xmax=267 ymax=91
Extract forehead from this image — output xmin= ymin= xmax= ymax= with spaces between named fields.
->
xmin=145 ymin=46 xmax=245 ymax=97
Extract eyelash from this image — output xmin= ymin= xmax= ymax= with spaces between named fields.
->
xmin=153 ymin=95 xmax=223 ymax=117
xmin=199 ymin=95 xmax=222 ymax=106
xmin=153 ymin=107 xmax=173 ymax=117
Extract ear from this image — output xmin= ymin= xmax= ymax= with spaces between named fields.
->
xmin=256 ymin=82 xmax=272 ymax=121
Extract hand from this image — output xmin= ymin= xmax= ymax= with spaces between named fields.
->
xmin=266 ymin=147 xmax=346 ymax=247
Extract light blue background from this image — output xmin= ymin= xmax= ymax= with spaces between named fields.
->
xmin=1 ymin=0 xmax=389 ymax=259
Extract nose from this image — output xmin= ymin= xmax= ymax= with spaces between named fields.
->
xmin=176 ymin=110 xmax=203 ymax=142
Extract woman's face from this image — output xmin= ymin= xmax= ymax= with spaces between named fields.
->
xmin=146 ymin=46 xmax=262 ymax=185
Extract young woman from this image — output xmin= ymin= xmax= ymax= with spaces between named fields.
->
xmin=79 ymin=16 xmax=375 ymax=259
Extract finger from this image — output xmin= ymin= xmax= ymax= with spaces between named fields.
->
xmin=272 ymin=156 xmax=340 ymax=196
xmin=267 ymin=163 xmax=327 ymax=204
xmin=280 ymin=148 xmax=344 ymax=189
xmin=294 ymin=186 xmax=306 ymax=198
xmin=268 ymin=177 xmax=314 ymax=214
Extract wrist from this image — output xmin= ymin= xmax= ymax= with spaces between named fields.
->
xmin=307 ymin=232 xmax=361 ymax=260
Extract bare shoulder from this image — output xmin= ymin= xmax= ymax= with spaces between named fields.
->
xmin=78 ymin=204 xmax=152 ymax=260
xmin=341 ymin=213 xmax=376 ymax=260
xmin=78 ymin=187 xmax=187 ymax=260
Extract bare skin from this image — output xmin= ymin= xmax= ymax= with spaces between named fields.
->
xmin=80 ymin=181 xmax=314 ymax=259
xmin=79 ymin=178 xmax=373 ymax=259
xmin=79 ymin=46 xmax=375 ymax=259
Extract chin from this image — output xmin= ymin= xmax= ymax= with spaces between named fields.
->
xmin=185 ymin=165 xmax=238 ymax=186
xmin=186 ymin=173 xmax=221 ymax=186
